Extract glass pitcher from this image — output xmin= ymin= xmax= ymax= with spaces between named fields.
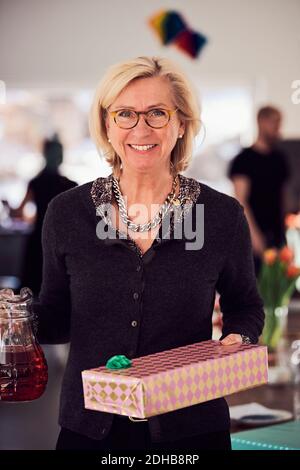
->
xmin=0 ymin=287 xmax=48 ymax=401
xmin=290 ymin=340 xmax=300 ymax=420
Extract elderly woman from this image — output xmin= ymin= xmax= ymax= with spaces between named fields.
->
xmin=35 ymin=56 xmax=264 ymax=450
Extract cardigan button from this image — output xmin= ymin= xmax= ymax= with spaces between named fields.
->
xmin=131 ymin=320 xmax=138 ymax=327
xmin=136 ymin=265 xmax=141 ymax=272
xmin=133 ymin=292 xmax=139 ymax=300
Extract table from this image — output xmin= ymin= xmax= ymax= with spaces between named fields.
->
xmin=227 ymin=297 xmax=300 ymax=433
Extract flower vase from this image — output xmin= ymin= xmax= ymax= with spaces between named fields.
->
xmin=261 ymin=305 xmax=288 ymax=353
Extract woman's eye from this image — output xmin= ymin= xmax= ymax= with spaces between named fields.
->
xmin=118 ymin=110 xmax=135 ymax=118
xmin=149 ymin=109 xmax=166 ymax=117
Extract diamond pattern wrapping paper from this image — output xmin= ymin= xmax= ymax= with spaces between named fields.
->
xmin=82 ymin=340 xmax=268 ymax=419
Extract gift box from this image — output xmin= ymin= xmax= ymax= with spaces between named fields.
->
xmin=81 ymin=340 xmax=268 ymax=419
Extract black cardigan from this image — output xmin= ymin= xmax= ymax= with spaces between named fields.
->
xmin=34 ymin=174 xmax=264 ymax=443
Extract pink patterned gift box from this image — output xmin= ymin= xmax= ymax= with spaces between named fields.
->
xmin=81 ymin=340 xmax=268 ymax=419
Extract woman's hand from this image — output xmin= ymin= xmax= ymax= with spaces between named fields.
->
xmin=220 ymin=334 xmax=243 ymax=345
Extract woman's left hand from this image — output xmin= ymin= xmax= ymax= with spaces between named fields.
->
xmin=220 ymin=334 xmax=242 ymax=345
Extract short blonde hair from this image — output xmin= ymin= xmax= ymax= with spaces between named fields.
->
xmin=89 ymin=56 xmax=201 ymax=178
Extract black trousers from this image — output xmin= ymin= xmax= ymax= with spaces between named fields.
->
xmin=56 ymin=416 xmax=231 ymax=451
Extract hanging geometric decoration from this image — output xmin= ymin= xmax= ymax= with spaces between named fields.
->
xmin=148 ymin=10 xmax=208 ymax=59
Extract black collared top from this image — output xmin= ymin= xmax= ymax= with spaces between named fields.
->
xmin=35 ymin=173 xmax=264 ymax=442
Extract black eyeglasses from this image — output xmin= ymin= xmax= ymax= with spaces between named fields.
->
xmin=109 ymin=108 xmax=178 ymax=129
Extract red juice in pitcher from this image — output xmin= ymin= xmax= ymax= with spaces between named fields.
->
xmin=0 ymin=344 xmax=48 ymax=401
xmin=0 ymin=288 xmax=48 ymax=402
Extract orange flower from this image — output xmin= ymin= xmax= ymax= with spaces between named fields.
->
xmin=286 ymin=265 xmax=300 ymax=279
xmin=285 ymin=214 xmax=297 ymax=228
xmin=279 ymin=246 xmax=294 ymax=264
xmin=285 ymin=213 xmax=300 ymax=229
xmin=263 ymin=249 xmax=277 ymax=265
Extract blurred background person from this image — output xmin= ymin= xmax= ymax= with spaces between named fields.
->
xmin=11 ymin=135 xmax=77 ymax=295
xmin=228 ymin=106 xmax=290 ymax=275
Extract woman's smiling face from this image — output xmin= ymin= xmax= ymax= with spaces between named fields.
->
xmin=105 ymin=76 xmax=185 ymax=175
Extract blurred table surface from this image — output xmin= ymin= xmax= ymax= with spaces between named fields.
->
xmin=228 ymin=295 xmax=300 ymax=433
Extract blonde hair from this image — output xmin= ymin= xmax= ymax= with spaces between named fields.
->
xmin=89 ymin=56 xmax=201 ymax=178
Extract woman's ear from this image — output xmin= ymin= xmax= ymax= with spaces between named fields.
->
xmin=104 ymin=111 xmax=110 ymax=133
xmin=104 ymin=113 xmax=111 ymax=142
xmin=177 ymin=112 xmax=185 ymax=136
xmin=179 ymin=121 xmax=185 ymax=137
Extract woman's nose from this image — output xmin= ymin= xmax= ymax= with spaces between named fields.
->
xmin=133 ymin=114 xmax=152 ymax=133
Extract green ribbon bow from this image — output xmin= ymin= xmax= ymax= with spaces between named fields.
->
xmin=106 ymin=355 xmax=132 ymax=370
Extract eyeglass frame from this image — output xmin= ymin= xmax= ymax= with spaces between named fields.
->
xmin=108 ymin=108 xmax=178 ymax=129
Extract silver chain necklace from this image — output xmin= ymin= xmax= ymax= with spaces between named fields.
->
xmin=112 ymin=175 xmax=179 ymax=232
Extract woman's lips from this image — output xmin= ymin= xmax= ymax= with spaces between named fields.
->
xmin=128 ymin=144 xmax=158 ymax=154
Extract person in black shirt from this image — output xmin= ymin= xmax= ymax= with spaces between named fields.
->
xmin=33 ymin=57 xmax=264 ymax=450
xmin=228 ymin=106 xmax=290 ymax=274
xmin=14 ymin=136 xmax=77 ymax=294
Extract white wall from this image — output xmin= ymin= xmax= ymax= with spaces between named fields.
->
xmin=1 ymin=0 xmax=300 ymax=136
